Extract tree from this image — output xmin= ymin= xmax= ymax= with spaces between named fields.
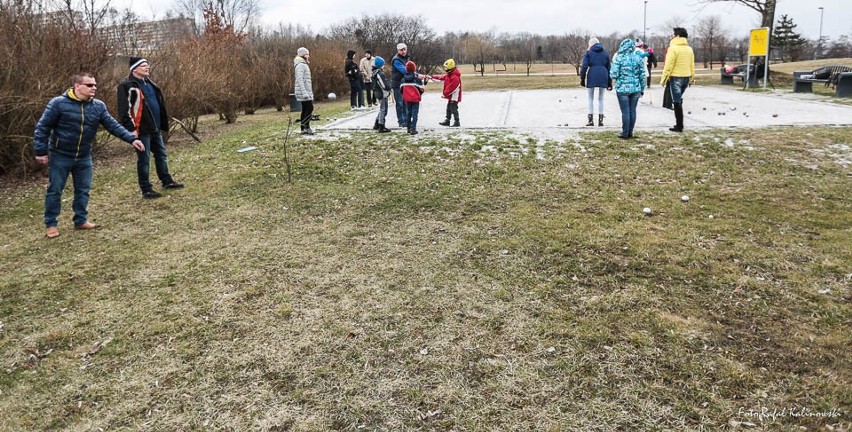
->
xmin=696 ymin=15 xmax=724 ymax=69
xmin=175 ymin=0 xmax=259 ymax=34
xmin=326 ymin=14 xmax=441 ymax=73
xmin=461 ymin=32 xmax=496 ymax=77
xmin=701 ymin=0 xmax=776 ymax=33
xmin=733 ymin=36 xmax=750 ymax=62
xmin=502 ymin=32 xmax=538 ymax=76
xmin=771 ymin=14 xmax=807 ymax=61
xmin=825 ymin=35 xmax=852 ymax=59
xmin=564 ymin=31 xmax=590 ymax=74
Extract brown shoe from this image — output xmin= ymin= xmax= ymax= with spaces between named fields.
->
xmin=74 ymin=222 xmax=98 ymax=230
xmin=45 ymin=227 xmax=60 ymax=239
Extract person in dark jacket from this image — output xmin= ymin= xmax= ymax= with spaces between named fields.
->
xmin=345 ymin=50 xmax=365 ymax=110
xmin=390 ymin=43 xmax=410 ymax=128
xmin=371 ymin=56 xmax=392 ymax=133
xmin=34 ymin=72 xmax=145 ymax=238
xmin=117 ymin=57 xmax=184 ymax=199
xmin=579 ymin=37 xmax=612 ymax=126
xmin=644 ymin=45 xmax=658 ymax=87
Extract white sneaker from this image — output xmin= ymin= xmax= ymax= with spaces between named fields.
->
xmin=351 ymin=107 xmax=357 ymax=111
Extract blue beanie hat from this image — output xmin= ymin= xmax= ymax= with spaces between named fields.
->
xmin=373 ymin=56 xmax=385 ymax=68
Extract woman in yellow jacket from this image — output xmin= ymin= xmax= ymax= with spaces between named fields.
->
xmin=660 ymin=27 xmax=695 ymax=132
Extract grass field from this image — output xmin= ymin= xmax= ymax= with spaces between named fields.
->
xmin=1 ymin=82 xmax=850 ymax=430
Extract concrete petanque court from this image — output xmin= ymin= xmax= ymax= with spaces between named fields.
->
xmin=323 ymin=86 xmax=852 ymax=135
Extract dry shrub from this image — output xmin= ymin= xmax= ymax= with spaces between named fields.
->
xmin=0 ymin=2 xmax=112 ymax=176
xmin=302 ymin=38 xmax=350 ymax=101
xmin=0 ymin=6 xmax=400 ymax=178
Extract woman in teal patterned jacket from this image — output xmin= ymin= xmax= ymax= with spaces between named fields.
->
xmin=610 ymin=38 xmax=646 ymax=139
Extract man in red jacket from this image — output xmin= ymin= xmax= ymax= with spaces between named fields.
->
xmin=431 ymin=58 xmax=463 ymax=127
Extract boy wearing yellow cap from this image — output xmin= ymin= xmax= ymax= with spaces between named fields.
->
xmin=430 ymin=59 xmax=462 ymax=127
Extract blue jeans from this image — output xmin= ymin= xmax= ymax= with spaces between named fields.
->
xmin=137 ymin=131 xmax=173 ymax=192
xmin=405 ymin=102 xmax=420 ymax=130
xmin=392 ymin=85 xmax=407 ymax=127
xmin=587 ymin=87 xmax=605 ymax=114
xmin=349 ymin=80 xmax=364 ymax=108
xmin=616 ymin=92 xmax=641 ymax=137
xmin=669 ymin=77 xmax=690 ymax=103
xmin=44 ymin=152 xmax=92 ymax=227
xmin=376 ymin=97 xmax=388 ymax=125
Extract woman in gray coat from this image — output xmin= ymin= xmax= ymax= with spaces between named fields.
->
xmin=294 ymin=47 xmax=315 ymax=135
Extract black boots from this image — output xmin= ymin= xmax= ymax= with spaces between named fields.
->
xmin=669 ymin=103 xmax=684 ymax=132
xmin=377 ymin=124 xmax=390 ymax=133
xmin=373 ymin=120 xmax=380 ymax=130
xmin=586 ymin=114 xmax=603 ymax=126
xmin=439 ymin=119 xmax=450 ymax=126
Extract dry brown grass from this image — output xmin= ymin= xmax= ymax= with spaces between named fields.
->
xmin=1 ymin=100 xmax=850 ymax=431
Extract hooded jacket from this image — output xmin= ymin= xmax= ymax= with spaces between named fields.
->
xmin=660 ymin=36 xmax=695 ymax=85
xmin=294 ymin=55 xmax=314 ymax=101
xmin=610 ymin=39 xmax=647 ymax=94
xmin=371 ymin=57 xmax=391 ymax=99
xmin=430 ymin=67 xmax=462 ymax=102
xmin=33 ymin=89 xmax=137 ymax=158
xmin=580 ymin=43 xmax=612 ymax=88
xmin=401 ymin=62 xmax=425 ymax=103
xmin=117 ymin=75 xmax=169 ymax=135
xmin=344 ymin=50 xmax=360 ymax=82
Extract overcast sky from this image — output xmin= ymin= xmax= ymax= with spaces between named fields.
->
xmin=128 ymin=0 xmax=851 ymax=41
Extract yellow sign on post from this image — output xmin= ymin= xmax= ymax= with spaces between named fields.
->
xmin=749 ymin=27 xmax=770 ymax=56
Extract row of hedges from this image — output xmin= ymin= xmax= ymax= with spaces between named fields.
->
xmin=0 ymin=3 xmax=352 ymax=177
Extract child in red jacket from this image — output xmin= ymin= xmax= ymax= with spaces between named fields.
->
xmin=401 ymin=61 xmax=425 ymax=135
xmin=430 ymin=58 xmax=462 ymax=127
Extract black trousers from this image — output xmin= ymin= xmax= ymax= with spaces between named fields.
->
xmin=349 ymin=81 xmax=364 ymax=107
xmin=364 ymin=82 xmax=374 ymax=105
xmin=445 ymin=101 xmax=459 ymax=122
xmin=299 ymin=100 xmax=314 ymax=129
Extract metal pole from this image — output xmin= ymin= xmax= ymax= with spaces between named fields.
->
xmin=643 ymin=1 xmax=648 ymax=42
xmin=763 ymin=56 xmax=768 ymax=90
xmin=745 ymin=54 xmax=751 ymax=89
xmin=816 ymin=7 xmax=824 ymax=60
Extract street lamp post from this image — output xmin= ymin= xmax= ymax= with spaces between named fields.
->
xmin=815 ymin=7 xmax=824 ymax=60
xmin=643 ymin=1 xmax=648 ymax=42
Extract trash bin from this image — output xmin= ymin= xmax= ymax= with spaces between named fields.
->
xmin=289 ymin=94 xmax=301 ymax=112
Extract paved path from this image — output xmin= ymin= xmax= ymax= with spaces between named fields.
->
xmin=324 ymin=86 xmax=852 ymax=133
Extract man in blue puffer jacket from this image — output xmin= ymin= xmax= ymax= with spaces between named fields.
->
xmin=33 ymin=72 xmax=144 ymax=239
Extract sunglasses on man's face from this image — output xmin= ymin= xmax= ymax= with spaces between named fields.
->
xmin=80 ymin=83 xmax=98 ymax=88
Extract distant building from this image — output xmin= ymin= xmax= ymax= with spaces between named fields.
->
xmin=100 ymin=18 xmax=195 ymax=56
